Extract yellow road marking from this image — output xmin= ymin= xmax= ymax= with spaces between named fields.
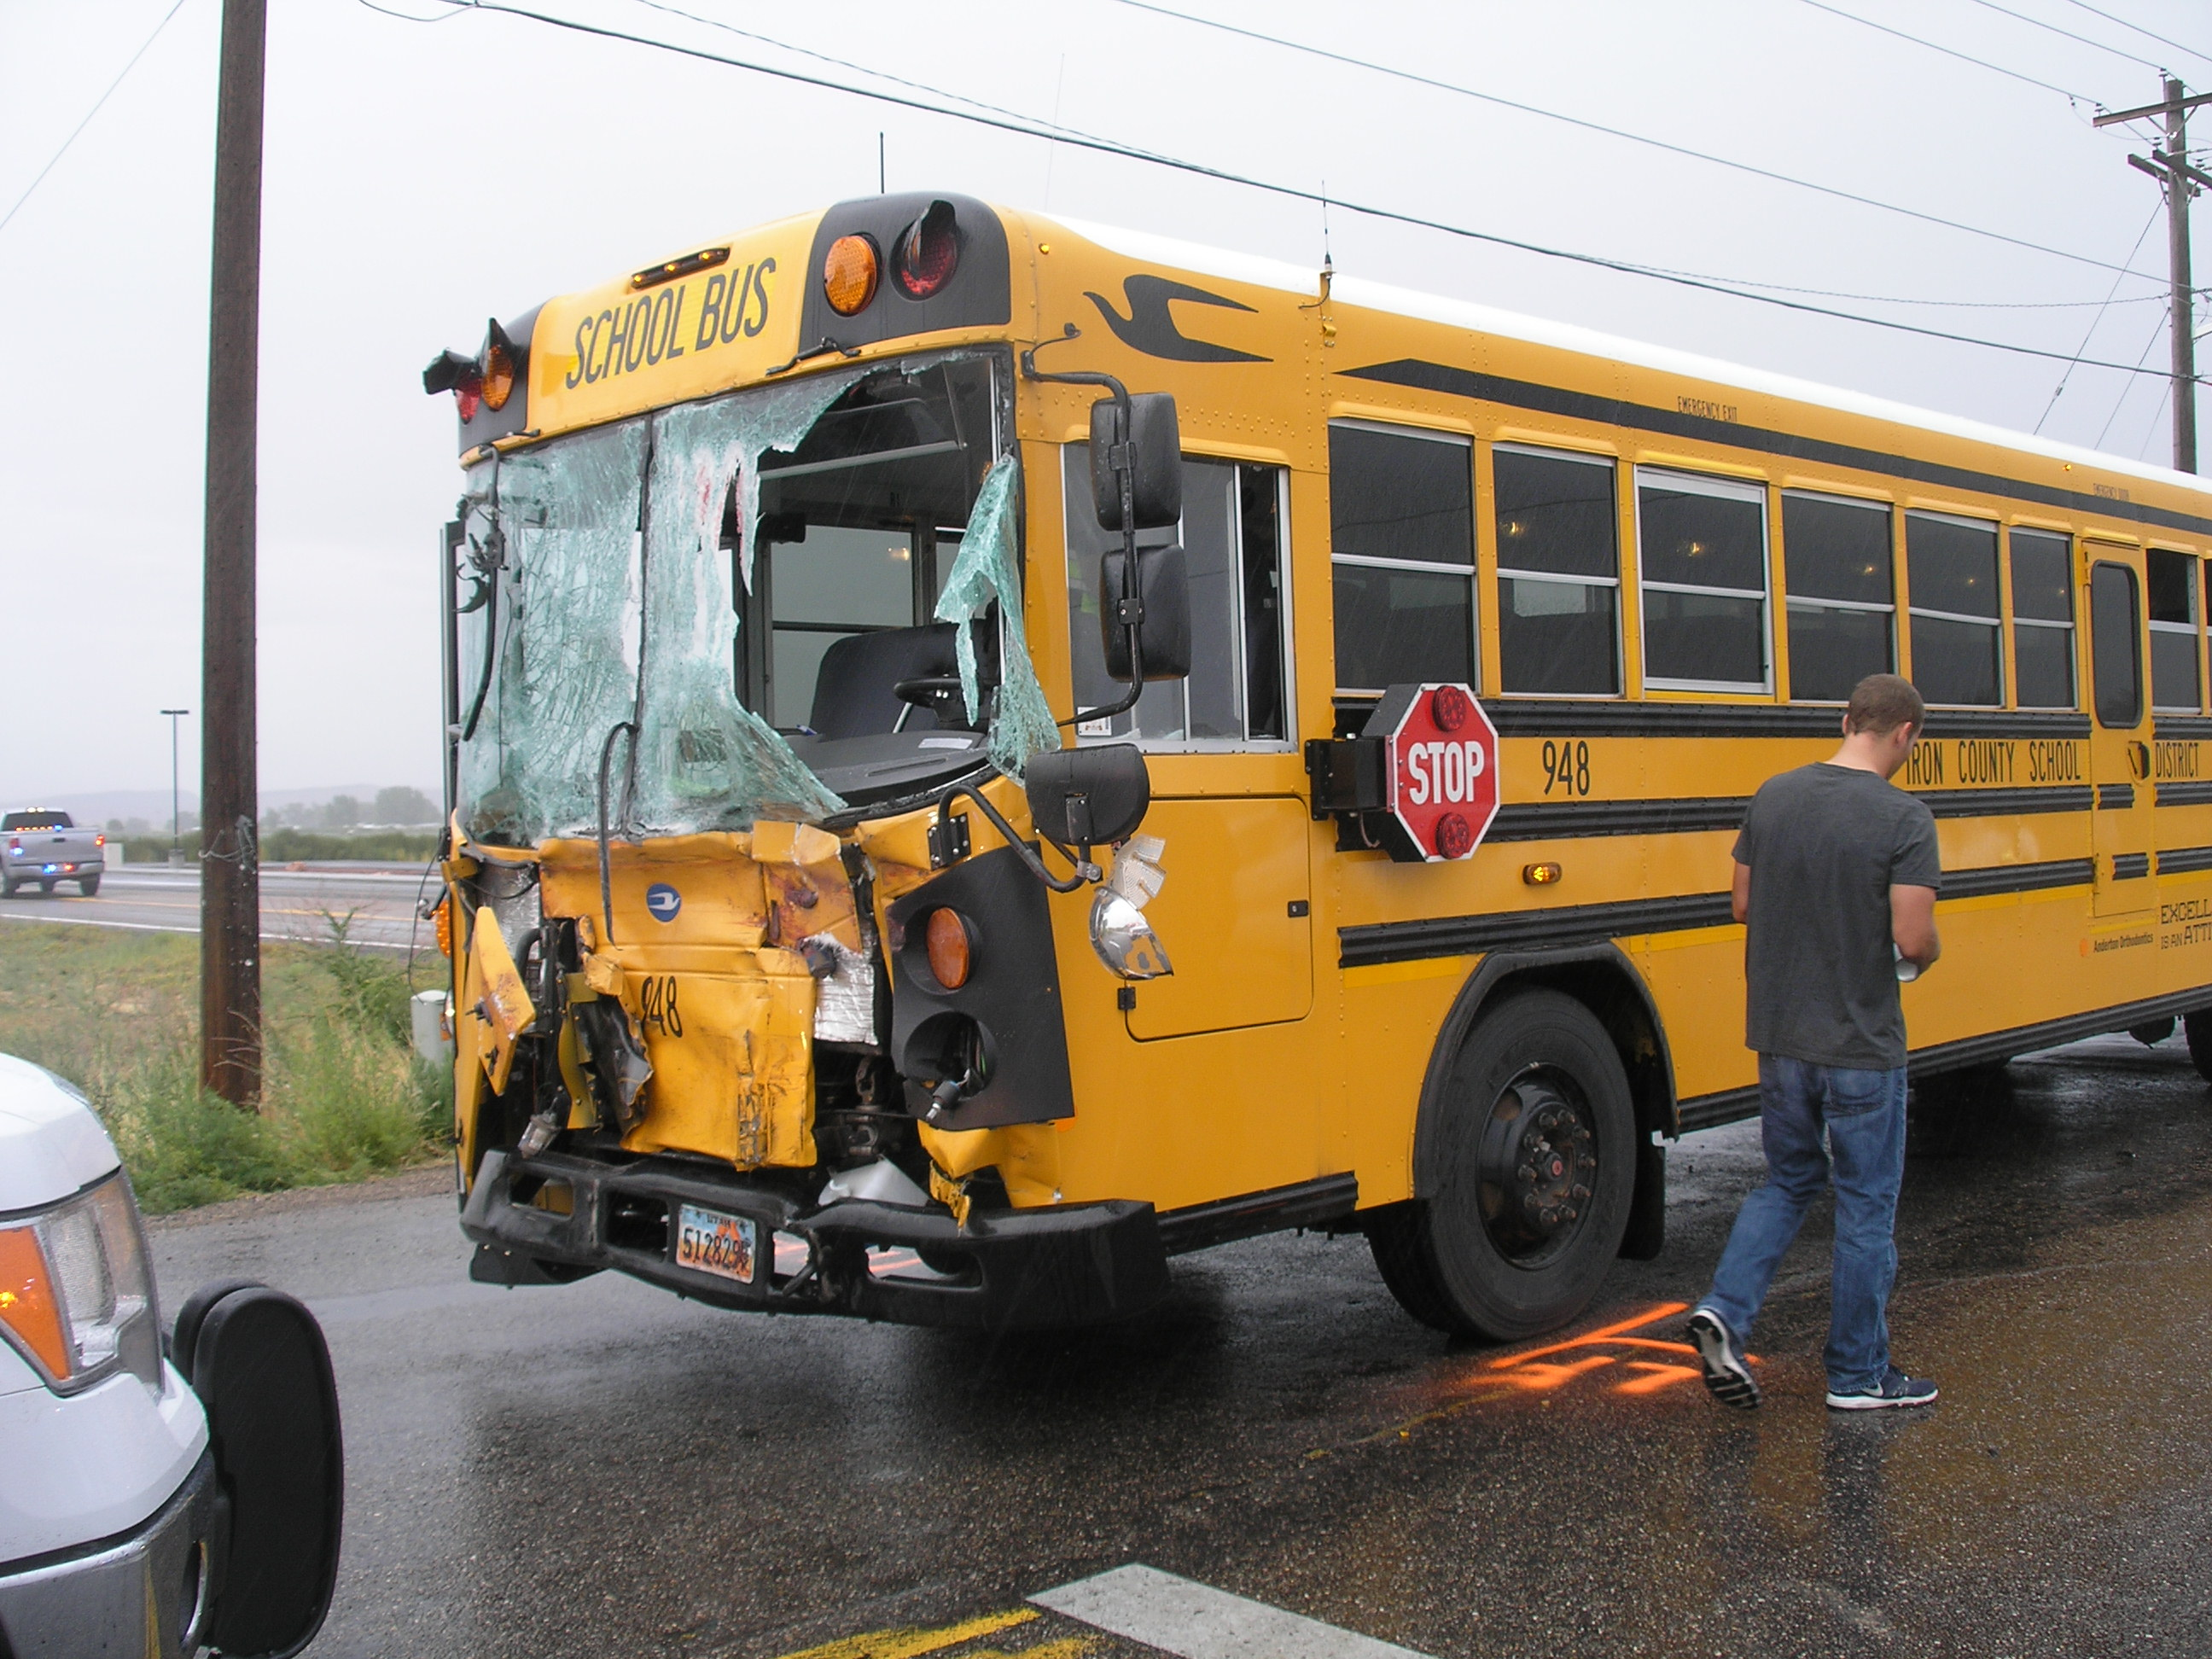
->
xmin=772 ymin=1607 xmax=1038 ymax=1659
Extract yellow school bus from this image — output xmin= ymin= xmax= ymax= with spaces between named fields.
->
xmin=428 ymin=191 xmax=2212 ymax=1342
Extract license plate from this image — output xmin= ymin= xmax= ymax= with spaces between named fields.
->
xmin=674 ymin=1203 xmax=758 ymax=1284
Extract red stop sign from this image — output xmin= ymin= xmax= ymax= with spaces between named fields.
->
xmin=1377 ymin=683 xmax=1499 ymax=862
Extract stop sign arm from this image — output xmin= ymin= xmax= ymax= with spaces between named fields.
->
xmin=1302 ymin=683 xmax=1499 ymax=864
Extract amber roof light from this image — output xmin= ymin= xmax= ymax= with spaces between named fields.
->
xmin=823 ymin=234 xmax=881 ymax=317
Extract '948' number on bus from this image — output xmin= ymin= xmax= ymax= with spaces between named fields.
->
xmin=1540 ymin=739 xmax=1592 ymax=797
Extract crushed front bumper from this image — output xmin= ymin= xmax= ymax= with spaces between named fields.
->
xmin=461 ymin=1149 xmax=1169 ymax=1330
xmin=0 ymin=1447 xmax=216 ymax=1659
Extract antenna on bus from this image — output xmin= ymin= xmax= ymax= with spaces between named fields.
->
xmin=1303 ymin=183 xmax=1335 ymax=311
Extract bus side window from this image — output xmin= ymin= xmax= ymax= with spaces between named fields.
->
xmin=2091 ymin=561 xmax=2144 ymax=729
xmin=1781 ymin=492 xmax=1894 ymax=702
xmin=2147 ymin=548 xmax=2201 ymax=713
xmin=2011 ymin=528 xmax=2076 ymax=709
xmin=1906 ymin=511 xmax=2003 ymax=707
xmin=1493 ymin=445 xmax=1619 ymax=696
xmin=1635 ymin=467 xmax=1769 ymax=693
xmin=1063 ymin=446 xmax=1289 ymax=747
xmin=1327 ymin=422 xmax=1476 ymax=694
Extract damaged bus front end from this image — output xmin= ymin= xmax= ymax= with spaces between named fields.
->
xmin=430 ymin=315 xmax=1186 ymax=1330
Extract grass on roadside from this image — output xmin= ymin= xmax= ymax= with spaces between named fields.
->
xmin=0 ymin=917 xmax=452 ymax=1212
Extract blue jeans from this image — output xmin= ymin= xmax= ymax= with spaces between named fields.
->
xmin=1700 ymin=1054 xmax=1908 ymax=1393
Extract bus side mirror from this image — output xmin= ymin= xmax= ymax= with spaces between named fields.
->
xmin=1099 ymin=544 xmax=1192 ymax=682
xmin=1090 ymin=393 xmax=1182 ymax=530
xmin=1027 ymin=743 xmax=1151 ymax=847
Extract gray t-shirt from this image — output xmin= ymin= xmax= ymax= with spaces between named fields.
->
xmin=1732 ymin=762 xmax=1942 ymax=1069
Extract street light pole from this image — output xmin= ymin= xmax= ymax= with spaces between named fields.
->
xmin=160 ymin=709 xmax=189 ymax=863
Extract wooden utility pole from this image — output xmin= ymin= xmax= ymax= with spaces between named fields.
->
xmin=2098 ymin=78 xmax=2212 ymax=474
xmin=201 ymin=0 xmax=265 ymax=1106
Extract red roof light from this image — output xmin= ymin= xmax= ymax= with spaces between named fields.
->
xmin=894 ymin=200 xmax=960 ymax=300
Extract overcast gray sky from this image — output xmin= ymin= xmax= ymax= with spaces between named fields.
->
xmin=2 ymin=0 xmax=2206 ymax=803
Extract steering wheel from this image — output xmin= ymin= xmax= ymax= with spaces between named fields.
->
xmin=894 ymin=676 xmax=983 ymax=732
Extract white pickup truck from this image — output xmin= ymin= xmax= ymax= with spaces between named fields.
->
xmin=0 ymin=1055 xmax=344 ymax=1657
xmin=1 ymin=810 xmax=104 ymax=898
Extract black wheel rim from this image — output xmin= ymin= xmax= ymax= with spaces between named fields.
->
xmin=1474 ymin=1067 xmax=1598 ymax=1267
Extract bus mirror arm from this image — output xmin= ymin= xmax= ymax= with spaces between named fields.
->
xmin=1020 ymin=338 xmax=1189 ymax=722
xmin=934 ymin=783 xmax=1095 ymax=894
xmin=595 ymin=721 xmax=639 ymax=944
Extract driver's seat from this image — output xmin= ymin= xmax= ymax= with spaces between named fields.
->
xmin=807 ymin=623 xmax=960 ymax=739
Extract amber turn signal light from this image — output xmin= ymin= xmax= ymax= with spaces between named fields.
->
xmin=925 ymin=908 xmax=973 ymax=990
xmin=823 ymin=234 xmax=881 ymax=317
xmin=480 ymin=340 xmax=515 ymax=412
xmin=0 ymin=1229 xmax=70 ymax=1382
xmin=1522 ymin=862 xmax=1563 ymax=886
xmin=434 ymin=898 xmax=454 ymax=958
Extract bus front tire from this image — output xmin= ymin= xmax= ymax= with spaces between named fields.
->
xmin=1370 ymin=988 xmax=1636 ymax=1342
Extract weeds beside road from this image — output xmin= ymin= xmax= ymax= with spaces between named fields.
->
xmin=0 ymin=919 xmax=451 ymax=1212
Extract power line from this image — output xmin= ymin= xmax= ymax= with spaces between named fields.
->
xmin=421 ymin=1 xmax=2205 ymax=384
xmin=2062 ymin=1 xmax=2212 ymax=73
xmin=1796 ymin=0 xmax=2106 ymax=105
xmin=2037 ymin=201 xmax=2164 ymax=432
xmin=1110 ymin=0 xmax=2163 ymax=290
xmin=1959 ymin=0 xmax=2165 ymax=73
xmin=0 ymin=0 xmax=191 ymax=239
xmin=626 ymin=0 xmax=1099 ymax=143
xmin=2096 ymin=307 xmax=2169 ymax=445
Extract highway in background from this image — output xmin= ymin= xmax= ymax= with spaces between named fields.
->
xmin=0 ymin=864 xmax=437 ymax=954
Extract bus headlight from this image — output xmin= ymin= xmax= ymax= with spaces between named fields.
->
xmin=1090 ymin=889 xmax=1173 ymax=980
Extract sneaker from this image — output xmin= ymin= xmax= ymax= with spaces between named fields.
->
xmin=1825 ymin=1367 xmax=1938 ymax=1411
xmin=1686 ymin=1307 xmax=1761 ymax=1410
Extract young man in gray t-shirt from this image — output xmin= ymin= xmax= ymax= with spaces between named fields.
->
xmin=1687 ymin=673 xmax=1943 ymax=1412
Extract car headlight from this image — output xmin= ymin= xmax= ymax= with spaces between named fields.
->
xmin=0 ymin=1172 xmax=162 ymax=1393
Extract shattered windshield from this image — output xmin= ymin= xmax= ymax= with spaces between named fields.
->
xmin=453 ymin=350 xmax=1056 ymax=846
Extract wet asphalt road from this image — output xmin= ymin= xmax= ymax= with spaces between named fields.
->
xmin=148 ymin=1031 xmax=2212 ymax=1659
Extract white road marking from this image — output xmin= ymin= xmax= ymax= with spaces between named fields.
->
xmin=1031 ymin=1565 xmax=1432 ymax=1659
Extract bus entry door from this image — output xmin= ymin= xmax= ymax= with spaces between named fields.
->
xmin=2086 ymin=545 xmax=2156 ymax=920
xmin=1124 ymin=796 xmax=1313 ymax=1039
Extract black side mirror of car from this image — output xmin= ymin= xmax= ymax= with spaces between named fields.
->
xmin=1026 ymin=743 xmax=1152 ymax=847
xmin=1090 ymin=393 xmax=1183 ymax=531
xmin=177 ymin=1280 xmax=344 ymax=1659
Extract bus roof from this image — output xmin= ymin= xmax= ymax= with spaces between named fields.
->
xmin=1054 ymin=212 xmax=2212 ymax=505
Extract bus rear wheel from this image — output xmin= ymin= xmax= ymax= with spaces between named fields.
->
xmin=1369 ymin=988 xmax=1635 ymax=1342
xmin=2185 ymin=1010 xmax=2212 ymax=1084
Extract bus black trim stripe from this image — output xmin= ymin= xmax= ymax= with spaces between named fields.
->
xmin=2114 ymin=852 xmax=2151 ymax=879
xmin=1925 ymin=787 xmax=2094 ymax=818
xmin=2157 ymin=781 xmax=2212 ymax=806
xmin=1341 ymin=859 xmax=2093 ymax=967
xmin=1489 ymin=799 xmax=1749 ymax=841
xmin=2155 ymin=718 xmax=2212 ymax=742
xmin=1342 ymin=358 xmax=2212 ymax=538
xmin=2101 ymin=783 xmax=2138 ymax=809
xmin=1489 ymin=789 xmax=2091 ymax=842
xmin=1482 ymin=699 xmax=2090 ymax=740
xmin=1341 ymin=893 xmax=1733 ymax=968
xmin=1941 ymin=859 xmax=2095 ymax=898
xmin=1677 ymin=986 xmax=2212 ymax=1132
xmin=2159 ymin=846 xmax=2212 ymax=874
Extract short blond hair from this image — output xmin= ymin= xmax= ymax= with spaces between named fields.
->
xmin=1844 ymin=673 xmax=1925 ymax=737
